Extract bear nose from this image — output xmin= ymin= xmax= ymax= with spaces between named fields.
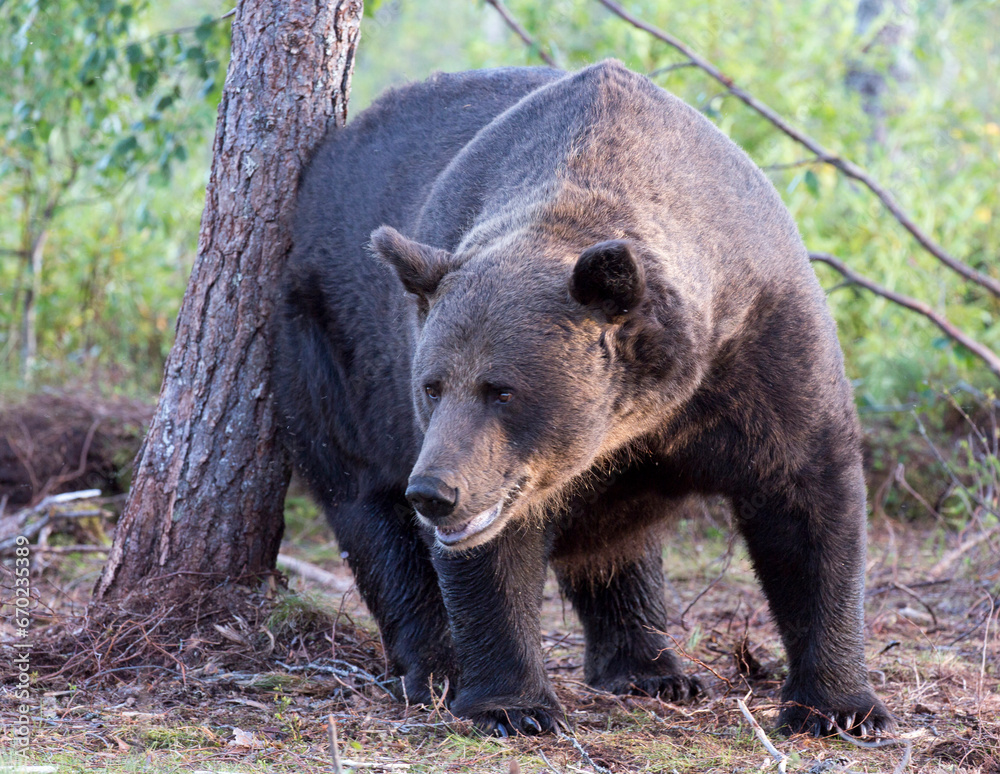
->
xmin=406 ymin=475 xmax=458 ymax=520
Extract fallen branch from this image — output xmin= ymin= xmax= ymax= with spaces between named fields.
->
xmin=485 ymin=0 xmax=558 ymax=68
xmin=0 ymin=488 xmax=106 ymax=551
xmin=810 ymin=252 xmax=1000 ymax=379
xmin=559 ymin=730 xmax=612 ymax=774
xmin=596 ymin=0 xmax=1000 ymax=300
xmin=929 ymin=526 xmax=1000 ymax=579
xmin=737 ymin=695 xmax=789 ymax=773
xmin=276 ymin=553 xmax=354 ymax=592
xmin=31 ymin=544 xmax=109 ymax=554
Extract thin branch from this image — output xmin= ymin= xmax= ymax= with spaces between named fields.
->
xmin=558 ymin=731 xmax=612 ymax=774
xmin=737 ymin=696 xmax=789 ymax=773
xmin=126 ymin=8 xmax=236 ymax=48
xmin=810 ymin=251 xmax=1000 ymax=380
xmin=328 ymin=715 xmax=343 ymax=774
xmin=648 ymin=60 xmax=696 ymax=78
xmin=597 ymin=0 xmax=1000 ymax=300
xmin=762 ymin=156 xmax=823 ymax=171
xmin=277 ymin=553 xmax=353 ymax=592
xmin=485 ymin=0 xmax=558 ymax=68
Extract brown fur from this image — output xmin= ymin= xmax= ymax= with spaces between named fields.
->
xmin=274 ymin=61 xmax=892 ymax=737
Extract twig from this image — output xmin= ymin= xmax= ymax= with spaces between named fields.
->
xmin=558 ymin=730 xmax=611 ymax=774
xmin=833 ymin=727 xmax=916 ymax=774
xmin=596 ymin=0 xmax=1000 ymax=301
xmin=485 ymin=0 xmax=558 ymax=68
xmin=893 ymin=463 xmax=944 ymax=521
xmin=679 ymin=533 xmax=735 ymax=627
xmin=913 ymin=411 xmax=1000 ymax=519
xmin=810 ymin=252 xmax=1000 ymax=379
xmin=660 ymin=631 xmax=733 ymax=688
xmin=276 ymin=553 xmax=353 ymax=592
xmin=737 ymin=695 xmax=789 ymax=773
xmin=890 ymin=581 xmax=938 ymax=628
xmin=978 ymin=590 xmax=995 ymax=708
xmin=929 ymin=526 xmax=999 ymax=579
xmin=31 ymin=544 xmax=109 ymax=554
xmin=538 ymin=748 xmax=563 ymax=774
xmin=762 ymin=156 xmax=823 ymax=171
xmin=329 ymin=715 xmax=343 ymax=774
xmin=277 ymin=659 xmax=395 ymax=694
xmin=648 ymin=60 xmax=696 ymax=77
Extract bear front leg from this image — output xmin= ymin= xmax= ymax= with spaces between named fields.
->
xmin=734 ymin=468 xmax=893 ymax=737
xmin=432 ymin=522 xmax=563 ymax=736
xmin=326 ymin=492 xmax=456 ymax=704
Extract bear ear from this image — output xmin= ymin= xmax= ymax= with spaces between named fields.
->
xmin=370 ymin=225 xmax=458 ymax=299
xmin=570 ymin=239 xmax=646 ymax=319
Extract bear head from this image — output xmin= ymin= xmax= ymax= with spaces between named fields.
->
xmin=371 ymin=224 xmax=695 ymax=550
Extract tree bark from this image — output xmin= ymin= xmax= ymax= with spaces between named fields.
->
xmin=96 ymin=0 xmax=363 ymax=601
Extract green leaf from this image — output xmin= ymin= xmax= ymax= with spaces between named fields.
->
xmin=112 ymin=134 xmax=138 ymax=159
xmin=15 ymin=128 xmax=35 ymax=148
xmin=126 ymin=43 xmax=143 ymax=65
xmin=134 ymin=68 xmax=157 ymax=97
xmin=804 ymin=169 xmax=821 ymax=198
xmin=195 ymin=16 xmax=215 ymax=43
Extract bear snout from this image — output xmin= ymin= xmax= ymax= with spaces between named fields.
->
xmin=406 ymin=475 xmax=459 ymax=521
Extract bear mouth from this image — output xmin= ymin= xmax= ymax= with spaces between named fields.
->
xmin=434 ymin=500 xmax=505 ymax=547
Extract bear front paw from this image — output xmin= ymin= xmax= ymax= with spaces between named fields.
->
xmin=778 ymin=691 xmax=894 ymax=738
xmin=595 ymin=672 xmax=702 ymax=703
xmin=468 ymin=705 xmax=564 ymax=737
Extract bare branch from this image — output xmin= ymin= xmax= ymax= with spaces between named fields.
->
xmin=810 ymin=251 xmax=1000 ymax=380
xmin=597 ymin=0 xmax=1000 ymax=300
xmin=277 ymin=553 xmax=353 ymax=592
xmin=762 ymin=156 xmax=822 ymax=171
xmin=648 ymin=60 xmax=696 ymax=77
xmin=485 ymin=0 xmax=558 ymax=68
xmin=737 ymin=695 xmax=789 ymax=773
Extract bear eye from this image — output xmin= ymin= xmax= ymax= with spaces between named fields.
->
xmin=496 ymin=390 xmax=513 ymax=405
xmin=424 ymin=384 xmax=441 ymax=401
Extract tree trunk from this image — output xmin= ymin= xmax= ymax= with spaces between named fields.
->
xmin=20 ymin=229 xmax=44 ymax=381
xmin=95 ymin=0 xmax=363 ymax=601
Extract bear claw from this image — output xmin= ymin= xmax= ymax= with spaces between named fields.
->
xmin=470 ymin=706 xmax=562 ymax=737
xmin=779 ymin=694 xmax=894 ymax=738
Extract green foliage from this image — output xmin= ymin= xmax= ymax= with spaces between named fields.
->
xmin=0 ymin=0 xmax=230 ymax=390
xmin=2 ymin=0 xmax=996 ymax=405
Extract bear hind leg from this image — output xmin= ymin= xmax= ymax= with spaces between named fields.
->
xmin=554 ymin=537 xmax=700 ymax=703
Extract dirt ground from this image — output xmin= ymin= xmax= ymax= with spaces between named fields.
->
xmin=1 ymin=493 xmax=998 ymax=774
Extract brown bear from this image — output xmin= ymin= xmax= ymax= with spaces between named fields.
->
xmin=274 ymin=60 xmax=892 ymax=737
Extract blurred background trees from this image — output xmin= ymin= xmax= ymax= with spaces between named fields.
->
xmin=1 ymin=0 xmax=997 ymax=406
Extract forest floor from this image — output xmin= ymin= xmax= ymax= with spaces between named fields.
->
xmin=0 ymin=394 xmax=998 ymax=774
xmin=1 ymin=499 xmax=997 ymax=774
